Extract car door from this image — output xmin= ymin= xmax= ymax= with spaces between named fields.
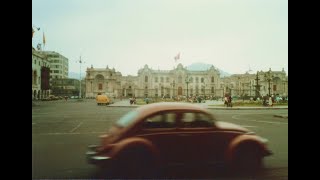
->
xmin=135 ymin=111 xmax=183 ymax=163
xmin=178 ymin=111 xmax=221 ymax=164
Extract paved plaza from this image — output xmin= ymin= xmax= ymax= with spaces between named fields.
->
xmin=32 ymin=99 xmax=288 ymax=179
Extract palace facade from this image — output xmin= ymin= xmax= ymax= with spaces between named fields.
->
xmin=85 ymin=64 xmax=288 ymax=98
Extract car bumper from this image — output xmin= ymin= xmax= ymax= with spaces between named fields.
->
xmin=263 ymin=149 xmax=273 ymax=156
xmin=86 ymin=145 xmax=111 ymax=165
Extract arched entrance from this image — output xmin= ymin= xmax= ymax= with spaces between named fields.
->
xmin=127 ymin=86 xmax=133 ymax=97
xmin=178 ymin=87 xmax=182 ymax=95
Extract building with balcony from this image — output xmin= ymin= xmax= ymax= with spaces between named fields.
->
xmin=39 ymin=51 xmax=69 ymax=79
xmin=32 ymin=48 xmax=51 ymax=100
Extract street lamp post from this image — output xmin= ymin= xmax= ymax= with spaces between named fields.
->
xmin=77 ymin=56 xmax=85 ymax=99
xmin=222 ymin=86 xmax=224 ymax=98
xmin=264 ymin=68 xmax=273 ymax=96
xmin=185 ymin=75 xmax=190 ymax=100
xmin=171 ymin=80 xmax=176 ymax=98
xmin=242 ymin=83 xmax=244 ymax=101
xmin=90 ymin=81 xmax=93 ymax=98
xmin=202 ymin=82 xmax=206 ymax=97
xmin=238 ymin=77 xmax=241 ymax=97
xmin=255 ymin=71 xmax=261 ymax=98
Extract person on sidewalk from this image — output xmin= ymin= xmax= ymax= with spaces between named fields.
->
xmin=269 ymin=95 xmax=273 ymax=107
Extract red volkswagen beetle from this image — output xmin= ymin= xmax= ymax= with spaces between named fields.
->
xmin=86 ymin=102 xmax=272 ymax=177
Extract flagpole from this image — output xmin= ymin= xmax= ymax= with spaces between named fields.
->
xmin=43 ymin=31 xmax=45 ymax=51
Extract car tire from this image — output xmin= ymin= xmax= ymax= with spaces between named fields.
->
xmin=113 ymin=147 xmax=157 ymax=178
xmin=232 ymin=144 xmax=263 ymax=174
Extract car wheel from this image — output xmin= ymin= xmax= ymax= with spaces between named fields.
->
xmin=232 ymin=144 xmax=263 ymax=174
xmin=113 ymin=147 xmax=157 ymax=178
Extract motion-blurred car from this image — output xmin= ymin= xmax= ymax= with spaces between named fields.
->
xmin=96 ymin=94 xmax=113 ymax=105
xmin=41 ymin=95 xmax=59 ymax=101
xmin=86 ymin=102 xmax=272 ymax=177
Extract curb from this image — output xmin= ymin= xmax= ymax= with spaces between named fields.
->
xmin=207 ymin=107 xmax=288 ymax=110
xmin=107 ymin=105 xmax=288 ymax=110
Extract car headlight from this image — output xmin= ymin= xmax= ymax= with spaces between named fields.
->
xmin=259 ymin=137 xmax=269 ymax=144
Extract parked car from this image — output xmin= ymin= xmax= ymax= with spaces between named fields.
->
xmin=86 ymin=102 xmax=272 ymax=177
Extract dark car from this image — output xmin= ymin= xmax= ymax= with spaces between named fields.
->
xmin=86 ymin=102 xmax=272 ymax=177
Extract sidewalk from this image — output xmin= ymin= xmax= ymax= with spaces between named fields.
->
xmin=109 ymin=99 xmax=288 ymax=110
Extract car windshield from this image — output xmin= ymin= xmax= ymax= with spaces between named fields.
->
xmin=115 ymin=110 xmax=139 ymax=127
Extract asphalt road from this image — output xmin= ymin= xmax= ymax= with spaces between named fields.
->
xmin=32 ymin=99 xmax=288 ymax=179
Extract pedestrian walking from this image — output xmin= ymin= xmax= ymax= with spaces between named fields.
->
xmin=268 ymin=96 xmax=273 ymax=107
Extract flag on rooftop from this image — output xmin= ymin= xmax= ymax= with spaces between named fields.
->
xmin=32 ymin=27 xmax=35 ymax=38
xmin=174 ymin=52 xmax=180 ymax=62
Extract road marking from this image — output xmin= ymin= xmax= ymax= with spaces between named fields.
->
xmin=69 ymin=122 xmax=83 ymax=132
xmin=34 ymin=132 xmax=105 ymax=135
xmin=32 ymin=113 xmax=49 ymax=115
xmin=232 ymin=115 xmax=288 ymax=125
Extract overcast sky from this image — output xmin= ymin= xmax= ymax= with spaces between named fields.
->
xmin=32 ymin=0 xmax=288 ymax=76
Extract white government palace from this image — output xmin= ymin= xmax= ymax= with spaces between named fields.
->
xmin=85 ymin=63 xmax=288 ymax=99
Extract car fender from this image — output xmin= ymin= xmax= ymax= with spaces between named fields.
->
xmin=109 ymin=137 xmax=161 ymax=165
xmin=225 ymin=134 xmax=267 ymax=163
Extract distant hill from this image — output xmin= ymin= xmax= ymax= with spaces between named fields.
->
xmin=186 ymin=63 xmax=231 ymax=77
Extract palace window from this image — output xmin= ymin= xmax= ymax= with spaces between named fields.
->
xmin=145 ymin=76 xmax=148 ymax=82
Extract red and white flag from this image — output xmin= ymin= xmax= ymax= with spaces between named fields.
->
xmin=174 ymin=52 xmax=180 ymax=62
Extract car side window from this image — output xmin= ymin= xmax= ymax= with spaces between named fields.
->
xmin=142 ymin=112 xmax=176 ymax=129
xmin=181 ymin=112 xmax=213 ymax=128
